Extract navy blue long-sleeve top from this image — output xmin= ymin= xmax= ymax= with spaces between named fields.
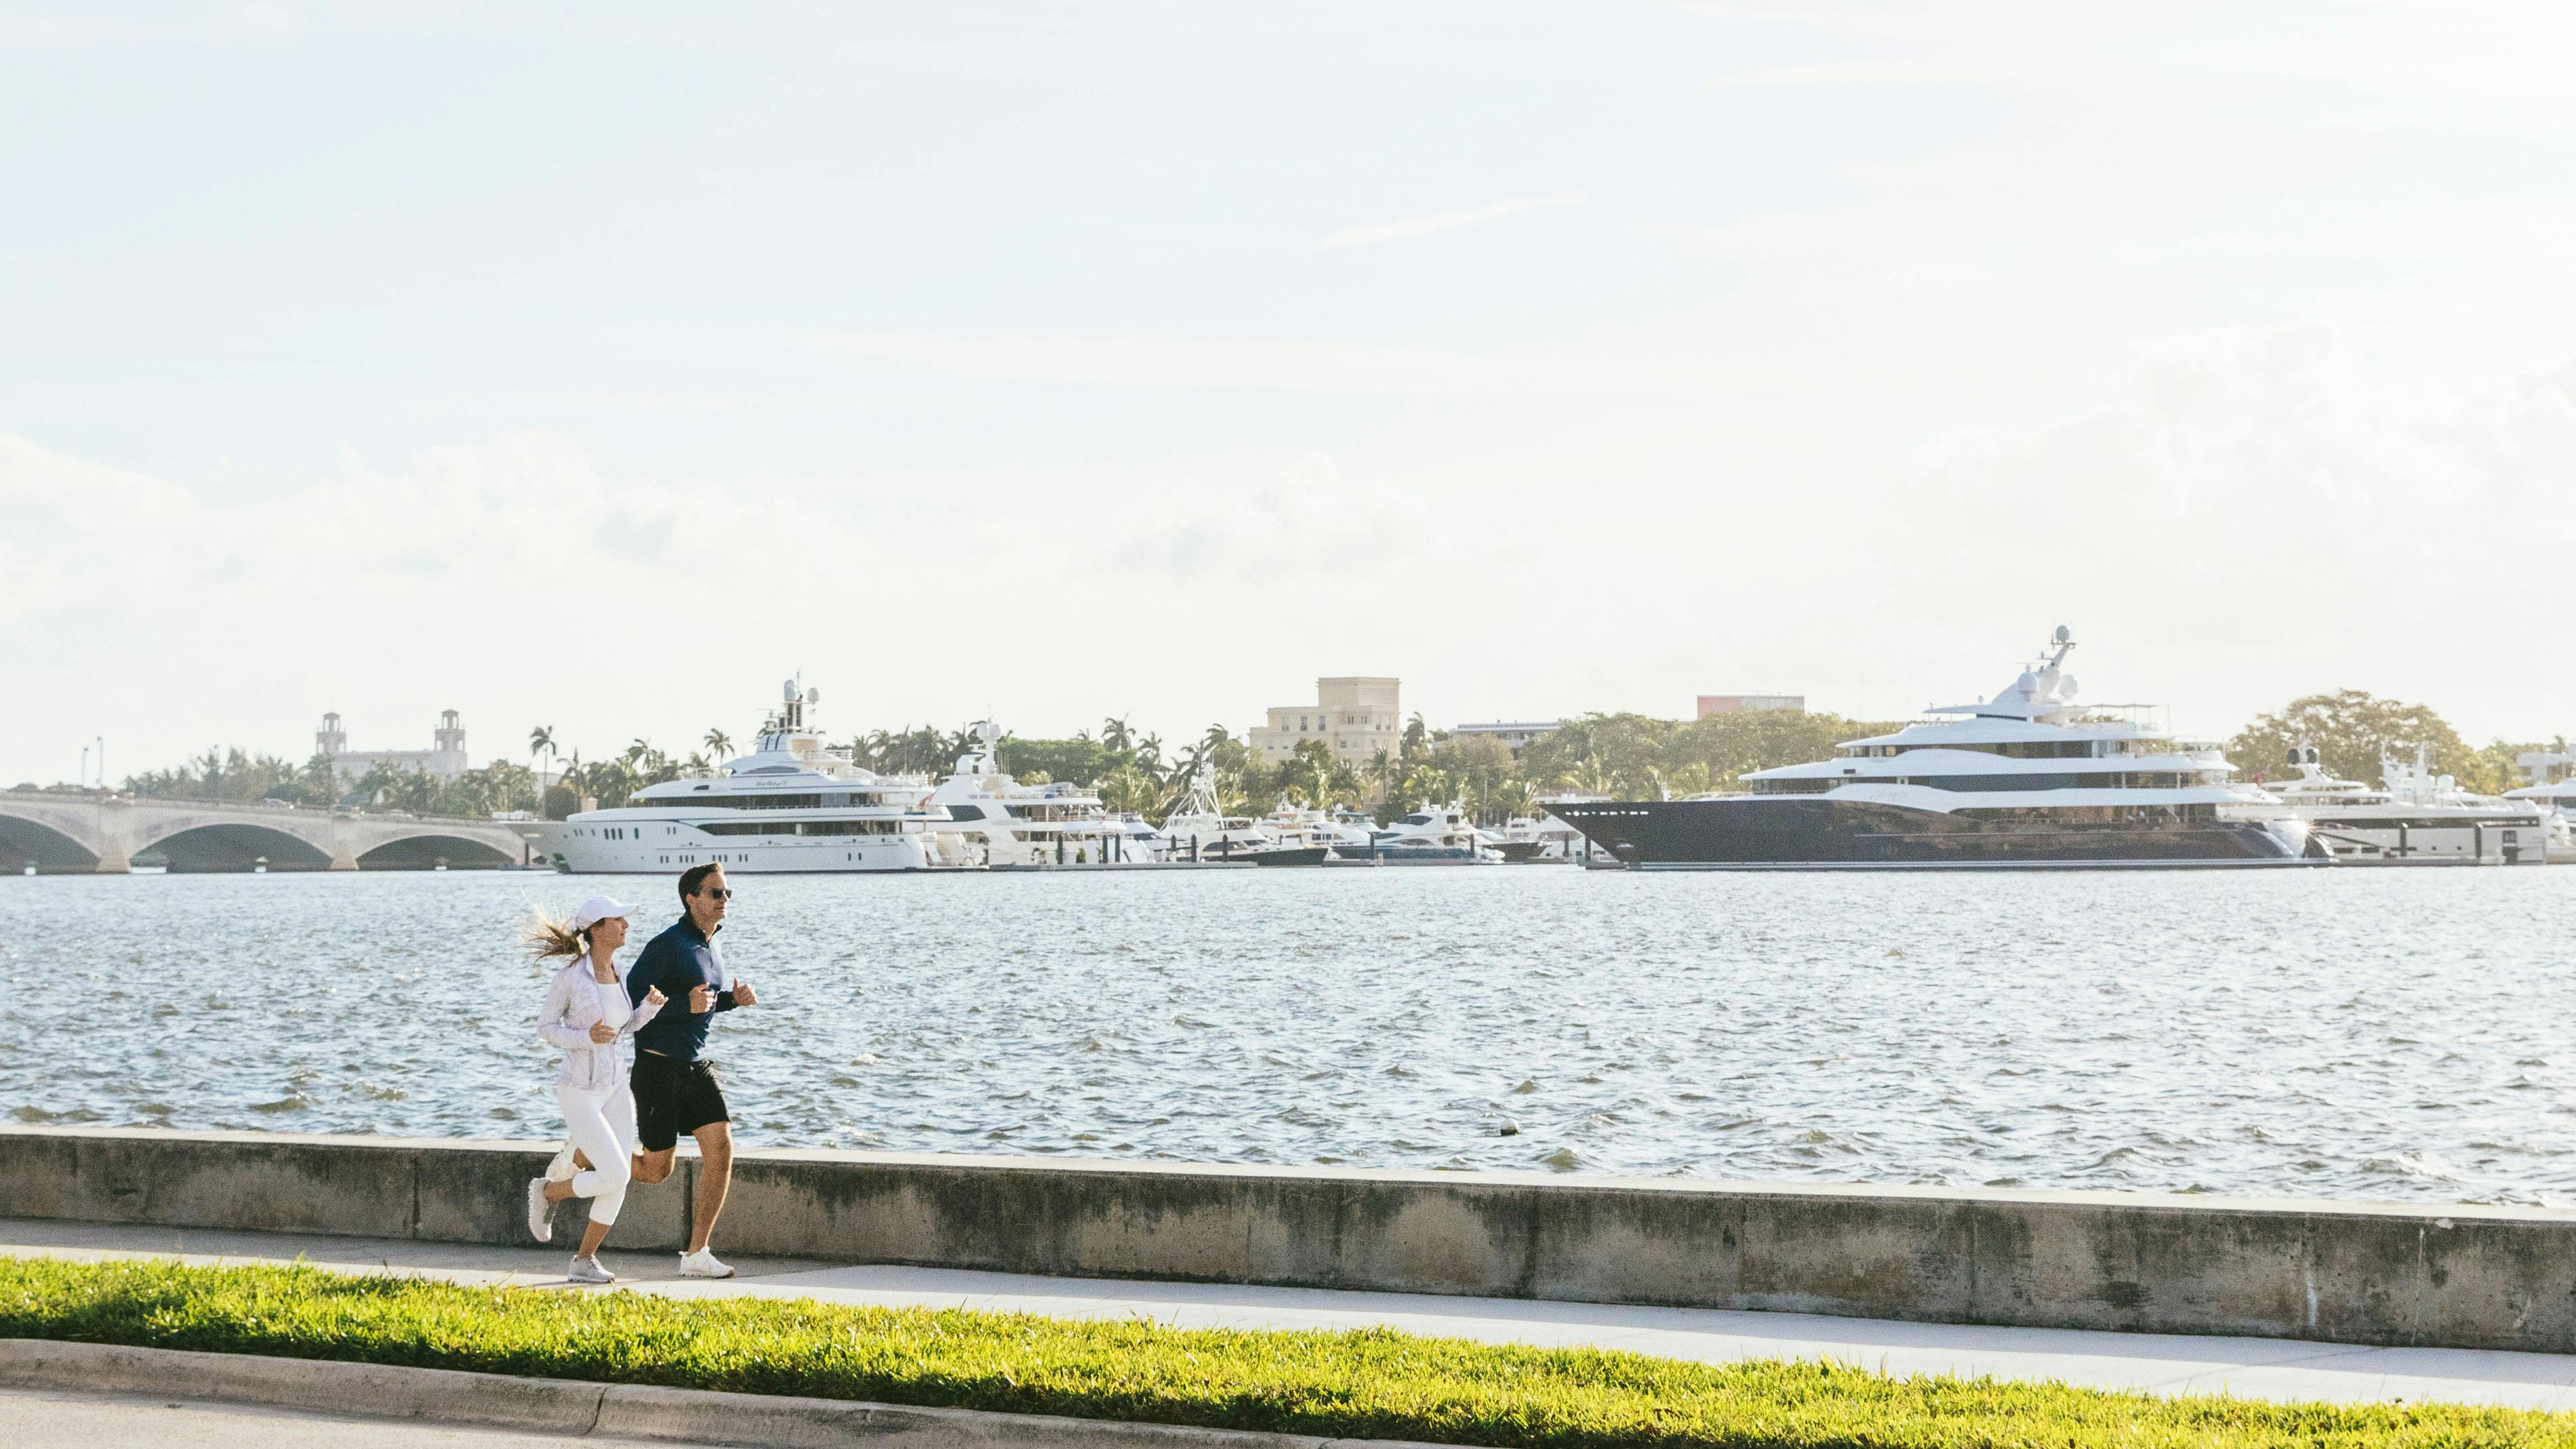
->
xmin=626 ymin=914 xmax=738 ymax=1062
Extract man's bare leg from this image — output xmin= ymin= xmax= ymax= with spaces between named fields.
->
xmin=687 ymin=1122 xmax=733 ymax=1254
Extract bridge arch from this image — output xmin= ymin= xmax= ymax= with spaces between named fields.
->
xmin=0 ymin=810 xmax=102 ymax=874
xmin=355 ymin=832 xmax=517 ymax=870
xmin=144 ymin=823 xmax=337 ymax=873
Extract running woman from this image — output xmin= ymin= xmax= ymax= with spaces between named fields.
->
xmin=525 ymin=895 xmax=664 ymax=1283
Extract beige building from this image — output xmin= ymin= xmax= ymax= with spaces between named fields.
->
xmin=1251 ymin=677 xmax=1401 ymax=766
xmin=1696 ymin=693 xmax=1804 ymax=718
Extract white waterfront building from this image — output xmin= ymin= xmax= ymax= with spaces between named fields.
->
xmin=319 ymin=710 xmax=471 ymax=783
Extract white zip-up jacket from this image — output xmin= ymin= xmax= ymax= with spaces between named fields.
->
xmin=537 ymin=958 xmax=664 ymax=1093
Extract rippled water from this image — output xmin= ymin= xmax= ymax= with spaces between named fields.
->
xmin=5 ymin=867 xmax=2573 ymax=1204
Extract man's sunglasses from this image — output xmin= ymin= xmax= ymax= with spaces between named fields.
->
xmin=698 ymin=887 xmax=733 ymax=901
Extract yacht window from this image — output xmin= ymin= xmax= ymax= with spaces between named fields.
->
xmin=945 ymin=806 xmax=986 ymax=822
xmin=1907 ymin=772 xmax=2216 ymax=792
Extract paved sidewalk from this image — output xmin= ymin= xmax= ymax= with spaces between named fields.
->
xmin=10 ymin=1217 xmax=2576 ymax=1412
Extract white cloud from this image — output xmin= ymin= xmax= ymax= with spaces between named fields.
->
xmin=807 ymin=329 xmax=1730 ymax=398
xmin=1316 ymin=190 xmax=1584 ymax=250
xmin=1114 ymin=451 xmax=1444 ymax=579
xmin=0 ymin=432 xmax=1549 ymax=781
xmin=1838 ymin=329 xmax=2576 ymax=732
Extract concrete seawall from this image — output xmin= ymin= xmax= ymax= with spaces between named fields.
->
xmin=6 ymin=1126 xmax=2574 ymax=1353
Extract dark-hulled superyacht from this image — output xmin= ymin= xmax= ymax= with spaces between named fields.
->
xmin=1547 ymin=628 xmax=2328 ymax=870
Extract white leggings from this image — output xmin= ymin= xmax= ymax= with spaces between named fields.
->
xmin=556 ymin=1080 xmax=638 ymax=1227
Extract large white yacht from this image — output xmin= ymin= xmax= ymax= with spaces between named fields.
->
xmin=1361 ymin=802 xmax=1495 ymax=863
xmin=2270 ymin=745 xmax=2549 ymax=865
xmin=921 ymin=721 xmax=1161 ymax=866
xmin=2501 ymin=769 xmax=2576 ymax=863
xmin=1159 ymin=766 xmax=1304 ymax=863
xmin=1548 ymin=627 xmax=2325 ymax=870
xmin=550 ymin=681 xmax=941 ymax=874
xmin=1258 ymin=798 xmax=1371 ymax=861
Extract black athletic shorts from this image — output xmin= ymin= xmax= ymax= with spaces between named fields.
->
xmin=632 ymin=1051 xmax=729 ymax=1153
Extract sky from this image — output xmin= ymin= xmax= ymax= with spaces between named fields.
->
xmin=6 ymin=1 xmax=2575 ymax=783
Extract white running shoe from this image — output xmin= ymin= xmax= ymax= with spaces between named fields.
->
xmin=676 ymin=1248 xmax=734 ymax=1279
xmin=567 ymin=1255 xmax=616 ymax=1285
xmin=525 ymin=1177 xmax=553 ymax=1244
xmin=544 ymin=1141 xmax=579 ymax=1183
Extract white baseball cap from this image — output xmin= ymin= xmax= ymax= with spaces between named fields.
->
xmin=570 ymin=895 xmax=643 ymax=931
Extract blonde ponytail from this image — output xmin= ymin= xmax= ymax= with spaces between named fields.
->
xmin=525 ymin=910 xmax=590 ymax=962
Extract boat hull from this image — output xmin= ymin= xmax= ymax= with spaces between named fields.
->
xmin=1547 ymin=798 xmax=2323 ymax=870
xmin=1335 ymin=844 xmax=1491 ymax=864
xmin=1245 ymin=845 xmax=1334 ymax=867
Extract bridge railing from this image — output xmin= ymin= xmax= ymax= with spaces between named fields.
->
xmin=0 ymin=788 xmax=538 ymax=830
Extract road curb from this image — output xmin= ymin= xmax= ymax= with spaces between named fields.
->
xmin=0 ymin=1339 xmax=1462 ymax=1448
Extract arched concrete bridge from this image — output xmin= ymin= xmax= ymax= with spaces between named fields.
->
xmin=0 ymin=791 xmax=543 ymax=873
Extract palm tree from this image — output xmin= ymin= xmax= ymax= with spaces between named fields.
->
xmin=1366 ymin=748 xmax=1399 ymax=807
xmin=1134 ymin=733 xmax=1163 ymax=775
xmin=703 ymin=727 xmax=733 ymax=759
xmin=624 ymin=738 xmax=651 ymax=769
xmin=1101 ymin=716 xmax=1133 ymax=752
xmin=1201 ymin=723 xmax=1232 ymax=755
xmin=527 ymin=725 xmax=557 ymax=798
xmin=1302 ymin=756 xmax=1336 ymax=806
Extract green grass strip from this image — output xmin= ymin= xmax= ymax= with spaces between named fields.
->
xmin=4 ymin=1255 xmax=2571 ymax=1448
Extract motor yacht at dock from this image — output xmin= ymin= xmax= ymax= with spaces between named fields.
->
xmin=1159 ymin=767 xmax=1318 ymax=863
xmin=1548 ymin=628 xmax=2327 ymax=870
xmin=1495 ymin=806 xmax=1590 ymax=862
xmin=1255 ymin=798 xmax=1371 ymax=863
xmin=1343 ymin=801 xmax=1495 ymax=863
xmin=550 ymin=680 xmax=940 ymax=874
xmin=2270 ymin=746 xmax=2550 ymax=865
xmin=2501 ymin=775 xmax=2576 ymax=863
xmin=921 ymin=721 xmax=1161 ymax=867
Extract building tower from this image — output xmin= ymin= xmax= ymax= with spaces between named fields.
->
xmin=434 ymin=710 xmax=464 ymax=755
xmin=317 ymin=713 xmax=347 ymax=756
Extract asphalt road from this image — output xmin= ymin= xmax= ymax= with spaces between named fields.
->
xmin=1 ymin=1386 xmax=685 ymax=1448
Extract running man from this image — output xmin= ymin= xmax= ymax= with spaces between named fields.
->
xmin=626 ymin=861 xmax=759 ymax=1278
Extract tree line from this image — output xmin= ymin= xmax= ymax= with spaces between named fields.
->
xmin=77 ymin=691 xmax=2565 ymax=824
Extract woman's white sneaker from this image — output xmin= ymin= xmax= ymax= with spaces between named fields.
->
xmin=676 ymin=1249 xmax=733 ymax=1279
xmin=525 ymin=1178 xmax=554 ymax=1244
xmin=567 ymin=1256 xmax=616 ymax=1285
